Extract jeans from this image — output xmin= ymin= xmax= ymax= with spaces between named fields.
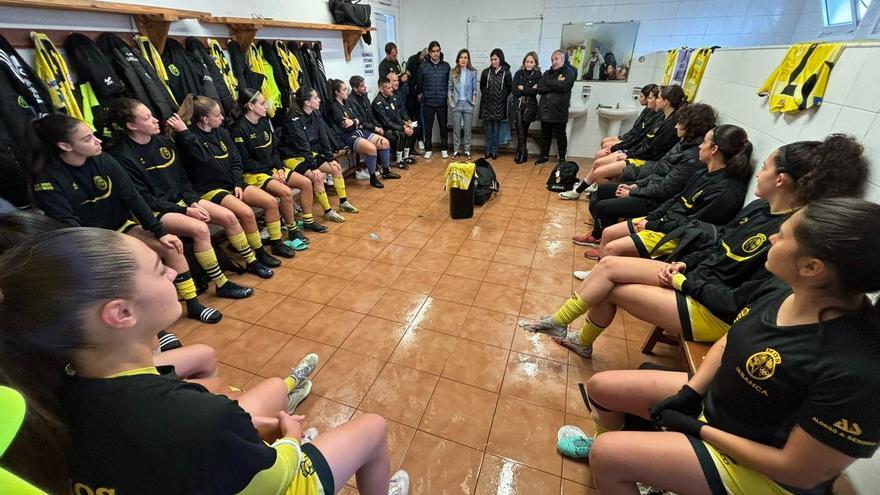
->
xmin=588 ymin=182 xmax=658 ymax=238
xmin=451 ymin=100 xmax=474 ymax=153
xmin=484 ymin=119 xmax=501 ymax=154
xmin=540 ymin=121 xmax=567 ymax=160
xmin=423 ymin=104 xmax=448 ymax=151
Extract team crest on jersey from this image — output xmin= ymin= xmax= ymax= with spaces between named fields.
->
xmin=742 ymin=233 xmax=766 ymax=253
xmin=745 ymin=348 xmax=781 ymax=381
xmin=220 ymin=140 xmax=228 ymax=152
xmin=738 ymin=216 xmax=750 ymax=225
xmin=263 ymin=131 xmax=270 ymax=142
xmin=93 ymin=176 xmax=109 ymax=191
xmin=168 ymin=64 xmax=180 ymax=77
xmin=733 ymin=306 xmax=750 ymax=323
xmin=17 ymin=95 xmax=28 ymax=108
xmin=692 ymin=190 xmax=704 ymax=201
xmin=159 ymin=147 xmax=172 ymax=160
xmin=557 ymin=74 xmax=565 ymax=80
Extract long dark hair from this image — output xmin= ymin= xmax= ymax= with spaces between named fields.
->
xmin=290 ymin=86 xmax=317 ymax=116
xmin=105 ymin=96 xmax=147 ymax=145
xmin=328 ymin=78 xmax=346 ymax=100
xmin=640 ymin=83 xmax=658 ymax=97
xmin=0 ymin=227 xmax=139 ymax=492
xmin=676 ymin=103 xmax=717 ymax=141
xmin=228 ymin=87 xmax=262 ymax=127
xmin=27 ymin=114 xmax=82 ymax=180
xmin=776 ymin=134 xmax=868 ymax=205
xmin=490 ymin=48 xmax=506 ymax=69
xmin=712 ymin=124 xmax=754 ymax=183
xmin=659 ymin=84 xmax=687 ymax=109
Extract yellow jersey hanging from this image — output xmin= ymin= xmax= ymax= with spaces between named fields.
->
xmin=757 ymin=42 xmax=844 ymax=113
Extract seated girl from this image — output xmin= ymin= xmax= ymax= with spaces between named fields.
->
xmin=556 ymin=198 xmax=880 ymax=495
xmin=596 ymin=83 xmax=658 ymax=154
xmin=29 ymin=114 xmax=223 ymax=324
xmin=0 ymin=227 xmax=409 ymax=495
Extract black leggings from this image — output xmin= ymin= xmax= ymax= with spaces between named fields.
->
xmin=540 ymin=121 xmax=567 ymax=160
xmin=589 ymin=183 xmax=658 ymax=238
xmin=516 ymin=116 xmax=533 ymax=151
xmin=385 ymin=129 xmax=416 ymax=152
xmin=423 ymin=104 xmax=448 ymax=151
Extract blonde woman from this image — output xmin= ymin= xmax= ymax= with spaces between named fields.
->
xmin=447 ymin=48 xmax=477 ymax=159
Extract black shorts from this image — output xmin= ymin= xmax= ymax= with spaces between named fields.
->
xmin=300 ymin=442 xmax=335 ymax=493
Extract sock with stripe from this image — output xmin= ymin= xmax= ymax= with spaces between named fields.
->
xmin=228 ymin=231 xmax=257 ymax=264
xmin=266 ymin=220 xmax=283 ymax=242
xmin=302 ymin=213 xmax=315 ymax=225
xmin=577 ymin=316 xmax=607 ymax=347
xmin=315 ymin=191 xmax=332 ymax=213
xmin=552 ymin=292 xmax=590 ymax=326
xmin=176 ymin=271 xmax=222 ymax=323
xmin=245 ymin=231 xmax=264 ymax=250
xmin=332 ymin=177 xmax=347 ymax=204
xmin=194 ymin=249 xmax=228 ymax=288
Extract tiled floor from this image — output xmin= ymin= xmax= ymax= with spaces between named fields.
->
xmin=168 ymin=153 xmax=687 ymax=494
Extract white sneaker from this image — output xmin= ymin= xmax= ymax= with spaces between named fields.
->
xmin=355 ymin=169 xmax=371 ymax=180
xmin=573 ymin=270 xmax=591 ymax=281
xmin=559 ymin=189 xmax=582 ymax=200
xmin=388 ymin=470 xmax=410 ymax=495
xmin=287 ymin=379 xmax=312 ymax=413
xmin=423 ymin=151 xmax=433 ymax=159
xmin=324 ymin=210 xmax=346 ymax=222
xmin=301 ymin=427 xmax=319 ymax=444
xmin=339 ymin=200 xmax=359 ymax=213
xmin=417 ymin=140 xmax=425 ymax=151
xmin=585 ymin=182 xmax=599 ymax=194
xmin=441 ymin=150 xmax=448 ymax=159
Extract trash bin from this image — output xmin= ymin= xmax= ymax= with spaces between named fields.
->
xmin=445 ymin=162 xmax=476 ymax=219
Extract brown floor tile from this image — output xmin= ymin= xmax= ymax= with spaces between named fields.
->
xmin=586 ymin=335 xmax=630 ymax=372
xmin=215 ymin=363 xmax=253 ymax=389
xmin=442 ymin=339 xmax=510 ymax=392
xmin=254 ymin=267 xmax=314 ymax=296
xmin=360 ymin=362 xmax=439 ymax=427
xmin=623 ymin=310 xmax=657 ymax=342
xmin=458 ymin=239 xmax=498 ymax=261
xmin=492 ymin=244 xmax=535 ymax=268
xmin=340 ymin=315 xmax=407 ymax=360
xmin=476 ymin=454 xmax=562 ymax=495
xmin=285 ymin=250 xmax=338 ymax=273
xmin=501 ymin=351 xmax=568 ymax=411
xmin=256 ymin=296 xmax=324 ymax=334
xmin=476 ymin=214 xmax=511 ymax=230
xmin=483 ymin=262 xmax=531 ymax=289
xmin=310 ymin=234 xmax=357 ymax=254
xmin=430 ymin=274 xmax=483 ymax=304
xmin=326 ymin=282 xmax=387 ymax=314
xmin=347 ymin=211 xmax=385 ymax=225
xmin=379 ymin=213 xmax=418 ymax=230
xmin=420 ymin=378 xmax=499 ymax=449
xmin=337 ymin=486 xmax=359 ymax=495
xmin=422 ymin=234 xmax=466 ymax=255
xmin=367 ymin=289 xmax=427 ymax=324
xmin=341 ymin=238 xmax=389 ymax=260
xmin=373 ymin=243 xmax=420 ymax=266
xmin=444 ymin=255 xmax=490 ymax=281
xmin=411 ymin=297 xmax=470 ymax=336
xmin=295 ymin=306 xmax=365 ymax=346
xmin=311 ymin=348 xmax=385 ymax=407
xmin=220 ymin=290 xmax=285 ymax=323
xmin=500 ymin=229 xmax=540 ymax=249
xmin=352 ymin=261 xmax=406 ymax=288
xmin=561 ymin=414 xmax=597 ymax=487
xmin=388 ymin=326 xmax=457 ymax=375
xmin=519 ymin=291 xmax=569 ymax=320
xmin=408 ymin=250 xmax=455 ymax=273
xmin=439 ymin=221 xmax=477 ymax=237
xmin=531 ymin=250 xmax=574 ymax=272
xmin=401 ymin=431 xmax=483 ymax=495
xmin=184 ymin=318 xmax=252 ymax=354
xmin=392 ymin=267 xmax=443 ymax=295
xmin=167 ymin=316 xmax=204 ymax=341
xmin=526 ymin=269 xmax=574 ymax=298
xmin=511 ymin=328 xmax=571 ymax=363
xmin=217 ymin=325 xmax=291 ymax=373
xmin=257 ymin=335 xmax=337 ymax=378
xmin=391 ymin=229 xmax=432 ymax=249
xmin=360 ymin=225 xmax=402 ymax=242
xmin=562 ymin=479 xmax=599 ymax=494
xmin=565 ymin=364 xmax=597 ymax=418
xmin=459 ymin=307 xmax=517 ymax=349
xmin=296 ymin=394 xmax=356 ymax=432
xmin=325 ymin=255 xmax=372 ymax=280
xmin=626 ymin=339 xmax=685 ymax=371
xmin=332 ymin=221 xmax=375 ymax=238
xmin=406 ymin=217 xmax=444 ymax=234
xmin=487 ymin=396 xmax=565 ymax=475
xmin=469 ymin=225 xmax=505 ymax=243
xmin=295 ymin=273 xmax=348 ymax=304
xmin=473 ymin=282 xmax=524 ymax=316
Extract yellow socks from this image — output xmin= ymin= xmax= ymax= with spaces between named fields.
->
xmin=194 ymin=249 xmax=229 ymax=287
xmin=228 ymin=231 xmax=257 ymax=264
xmin=315 ymin=191 xmax=331 ymax=212
xmin=333 ymin=177 xmax=347 ymax=202
xmin=173 ymin=272 xmax=198 ymax=301
xmin=283 ymin=376 xmax=297 ymax=393
xmin=577 ymin=316 xmax=606 ymax=346
xmin=592 ymin=416 xmax=616 ymax=437
xmin=266 ymin=220 xmax=282 ymax=242
xmin=552 ymin=293 xmax=589 ymax=326
xmin=245 ymin=231 xmax=263 ymax=250
xmin=303 ymin=213 xmax=315 ymax=225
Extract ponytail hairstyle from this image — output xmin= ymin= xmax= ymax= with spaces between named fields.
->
xmin=711 ymin=123 xmax=754 ymax=183
xmin=775 ymin=134 xmax=868 ymax=205
xmin=0 ymin=210 xmax=64 ymax=254
xmin=675 ymin=103 xmax=717 ymax=141
xmin=105 ymin=97 xmax=147 ymax=144
xmin=328 ymin=78 xmax=346 ymax=99
xmin=0 ymin=227 xmax=139 ymax=492
xmin=192 ymin=95 xmax=221 ymax=127
xmin=649 ymin=85 xmax=661 ymax=98
xmin=640 ymin=83 xmax=658 ymax=97
xmin=659 ymin=84 xmax=687 ymax=109
xmin=290 ymin=86 xmax=317 ymax=116
xmin=521 ymin=51 xmax=540 ymax=72
xmin=27 ymin=114 xmax=83 ymax=180
xmin=228 ymin=87 xmax=262 ymax=127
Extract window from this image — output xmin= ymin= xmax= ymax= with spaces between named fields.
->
xmin=822 ymin=0 xmax=874 ymax=26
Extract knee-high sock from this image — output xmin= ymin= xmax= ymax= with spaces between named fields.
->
xmin=364 ymin=154 xmax=377 ymax=174
xmin=174 ymin=271 xmax=198 ymax=301
xmin=577 ymin=315 xmax=606 ymax=346
xmin=378 ymin=148 xmax=391 ymax=170
xmin=315 ymin=190 xmax=331 ymax=212
xmin=302 ymin=212 xmax=315 ymax=225
xmin=194 ymin=249 xmax=229 ymax=287
xmin=245 ymin=231 xmax=263 ymax=250
xmin=266 ymin=220 xmax=282 ymax=242
xmin=552 ymin=292 xmax=589 ymax=325
xmin=333 ymin=177 xmax=347 ymax=204
xmin=228 ymin=231 xmax=257 ymax=263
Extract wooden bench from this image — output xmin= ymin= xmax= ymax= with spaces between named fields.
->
xmin=641 ymin=326 xmax=711 ymax=373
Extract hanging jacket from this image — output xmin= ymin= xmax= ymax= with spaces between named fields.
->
xmin=257 ymin=40 xmax=291 ymax=116
xmin=136 ymin=36 xmax=174 ymax=96
xmin=0 ymin=35 xmax=53 ymax=207
xmin=98 ymin=33 xmax=176 ymax=122
xmin=228 ymin=41 xmax=265 ymax=95
xmin=230 ymin=116 xmax=284 ymax=175
xmin=372 ymin=91 xmax=405 ymax=131
xmin=207 ymin=39 xmax=239 ymax=100
xmin=405 ymin=50 xmax=425 ymax=113
xmin=275 ymin=41 xmax=302 ymax=94
xmin=162 ymin=38 xmax=219 ymax=105
xmin=31 ymin=32 xmax=83 ymax=121
xmin=246 ymin=44 xmax=280 ymax=117
xmin=416 ymin=55 xmax=451 ymax=107
xmin=277 ymin=111 xmax=335 ymax=168
xmin=177 ymin=125 xmax=245 ymax=193
xmin=110 ymin=134 xmax=200 ymax=214
xmin=626 ymin=108 xmax=680 ymax=161
xmin=63 ymin=33 xmax=124 ymax=99
xmin=349 ymin=90 xmax=378 ymax=131
xmin=613 ymin=108 xmax=660 ymax=150
xmin=645 ymin=167 xmax=747 ymax=233
xmin=32 ymin=153 xmax=165 ymax=238
xmin=630 ymin=136 xmax=703 ymax=202
xmin=288 ymin=42 xmax=312 ymax=89
xmin=302 ymin=45 xmax=330 ymax=111
xmin=479 ymin=62 xmax=512 ymax=120
xmin=185 ymin=37 xmax=235 ymax=116
xmin=537 ymin=64 xmax=576 ymax=123
xmin=510 ymin=68 xmax=541 ymax=123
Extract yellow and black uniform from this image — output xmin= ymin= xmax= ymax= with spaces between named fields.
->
xmin=609 ymin=108 xmax=660 ymax=153
xmin=278 ymin=111 xmax=343 ymax=213
xmin=620 ymin=108 xmax=680 ymax=162
xmin=757 ymin=42 xmax=844 ymax=114
xmin=63 ymin=366 xmax=333 ymax=495
xmin=230 ymin=116 xmax=288 ymax=190
xmin=0 ymin=386 xmax=48 ymax=494
xmin=694 ymin=286 xmax=880 ymax=495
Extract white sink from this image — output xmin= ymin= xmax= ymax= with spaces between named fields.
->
xmin=569 ymin=106 xmax=589 ymax=118
xmin=597 ymin=107 xmax=639 ymax=137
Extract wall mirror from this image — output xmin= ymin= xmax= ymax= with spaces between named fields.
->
xmin=562 ymin=21 xmax=640 ymax=82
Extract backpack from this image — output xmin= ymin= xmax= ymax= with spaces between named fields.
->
xmin=474 ymin=158 xmax=499 ymax=205
xmin=546 ymin=161 xmax=579 ymax=192
xmin=329 ymin=0 xmax=372 ymax=44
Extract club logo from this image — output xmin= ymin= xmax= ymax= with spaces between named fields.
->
xmin=745 ymin=348 xmax=781 ymax=381
xmin=159 ymin=147 xmax=172 ymax=160
xmin=93 ymin=176 xmax=109 ymax=191
xmin=742 ymin=233 xmax=767 ymax=253
xmin=168 ymin=64 xmax=180 ymax=76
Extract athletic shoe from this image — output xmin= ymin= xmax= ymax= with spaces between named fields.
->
xmin=216 ymin=280 xmax=255 ymax=299
xmin=324 ymin=210 xmax=346 ymax=222
xmin=301 ymin=427 xmax=320 ymax=444
xmin=558 ymin=424 xmax=588 ymax=442
xmin=355 ymin=168 xmax=371 ymax=180
xmin=247 ymin=260 xmax=274 ymax=278
xmin=157 ymin=330 xmax=182 ymax=352
xmin=584 ymin=182 xmax=599 ymax=194
xmin=290 ymin=353 xmax=319 ymax=383
xmin=518 ymin=316 xmax=567 ymax=338
xmin=441 ymin=150 xmax=449 ymax=159
xmin=339 ymin=201 xmax=359 ymax=213
xmin=572 ymin=233 xmax=601 ymax=247
xmin=287 ymin=379 xmax=312 ymax=414
xmin=465 ymin=152 xmax=472 ymax=160
xmin=302 ymin=221 xmax=329 ymax=233
xmin=417 ymin=140 xmax=425 ymax=151
xmin=573 ymin=270 xmax=591 ymax=281
xmin=255 ymin=248 xmax=282 ymax=268
xmin=403 ymin=157 xmax=416 ymax=165
xmin=559 ymin=189 xmax=582 ymax=200
xmin=270 ymin=240 xmax=296 ymax=258
xmin=382 ymin=170 xmax=401 ymax=179
xmin=557 ymin=426 xmax=593 ymax=458
xmin=555 ymin=331 xmax=593 ymax=358
xmin=397 ymin=162 xmax=410 ymax=170
xmin=423 ymin=151 xmax=433 ymax=159
xmin=452 ymin=151 xmax=461 ymax=159
xmin=584 ymin=248 xmax=600 ymax=260
xmin=370 ymin=175 xmax=385 ymax=188
xmin=388 ymin=470 xmax=410 ymax=495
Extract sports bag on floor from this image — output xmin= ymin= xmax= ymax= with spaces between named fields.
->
xmin=546 ymin=161 xmax=579 ymax=192
xmin=474 ymin=158 xmax=499 ymax=205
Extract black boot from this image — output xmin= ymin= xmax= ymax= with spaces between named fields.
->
xmin=370 ymin=174 xmax=385 ymax=188
xmin=513 ymin=149 xmax=522 ymax=163
xmin=535 ymin=156 xmax=549 ymax=165
xmin=254 ymin=246 xmax=281 ymax=268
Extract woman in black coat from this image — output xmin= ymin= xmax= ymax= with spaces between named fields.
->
xmin=479 ymin=48 xmax=512 ymax=160
xmin=510 ymin=51 xmax=541 ymax=163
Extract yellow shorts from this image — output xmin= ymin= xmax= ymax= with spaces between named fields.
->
xmin=688 ymin=435 xmax=794 ymax=495
xmin=201 ymin=188 xmax=232 ymax=205
xmin=628 ymin=158 xmax=647 ymax=167
xmin=631 ymin=229 xmax=679 ymax=259
xmin=675 ymin=293 xmax=730 ymax=342
xmin=289 ymin=443 xmax=333 ymax=495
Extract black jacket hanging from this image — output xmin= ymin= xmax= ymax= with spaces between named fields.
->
xmin=162 ymin=38 xmax=219 ymax=105
xmin=185 ymin=37 xmax=235 ymax=116
xmin=287 ymin=42 xmax=312 ymax=89
xmin=227 ymin=40 xmax=265 ymax=93
xmin=97 ymin=33 xmax=176 ymax=122
xmin=63 ymin=33 xmax=125 ymax=99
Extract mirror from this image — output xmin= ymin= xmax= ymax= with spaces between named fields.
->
xmin=561 ymin=21 xmax=640 ymax=82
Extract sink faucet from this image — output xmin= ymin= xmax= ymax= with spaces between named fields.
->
xmin=616 ymin=103 xmax=620 ymax=109
xmin=596 ymin=104 xmax=612 ymax=109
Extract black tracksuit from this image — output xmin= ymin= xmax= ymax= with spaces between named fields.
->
xmin=277 ymin=111 xmax=335 ymax=173
xmin=537 ymin=64 xmax=577 ymax=159
xmin=624 ymin=108 xmax=680 ymax=161
xmin=230 ymin=117 xmax=285 ymax=176
xmin=510 ymin=68 xmax=541 ymax=155
xmin=610 ymin=108 xmax=660 ymax=152
xmin=373 ymin=91 xmax=416 ymax=153
xmin=177 ymin=126 xmax=245 ymax=193
xmin=348 ymin=91 xmax=379 ymax=131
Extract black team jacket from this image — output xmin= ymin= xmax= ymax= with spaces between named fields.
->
xmin=177 ymin=126 xmax=245 ymax=193
xmin=230 ymin=116 xmax=284 ymax=175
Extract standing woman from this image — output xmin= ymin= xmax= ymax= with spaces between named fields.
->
xmin=28 ymin=114 xmax=223 ymax=324
xmin=328 ymin=79 xmax=399 ymax=189
xmin=479 ymin=48 xmax=512 ymax=160
xmin=279 ymin=86 xmax=359 ymax=221
xmin=511 ymin=51 xmax=541 ymax=164
xmin=447 ymin=48 xmax=477 ymax=159
xmin=536 ymin=50 xmax=576 ymax=164
xmin=230 ymin=88 xmax=325 ymax=240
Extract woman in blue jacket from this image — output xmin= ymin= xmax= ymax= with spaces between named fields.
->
xmin=447 ymin=48 xmax=477 ymax=159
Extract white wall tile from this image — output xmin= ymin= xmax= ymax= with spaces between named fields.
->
xmin=822 ymin=47 xmax=871 ymax=105
xmin=831 ymin=107 xmax=876 ymax=142
xmin=796 ymin=103 xmax=843 ymax=140
xmin=843 ymin=47 xmax=880 ymax=114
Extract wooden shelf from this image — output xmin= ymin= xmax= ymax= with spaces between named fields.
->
xmin=0 ymin=0 xmax=210 ymax=51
